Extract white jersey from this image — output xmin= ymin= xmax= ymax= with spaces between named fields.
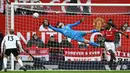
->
xmin=39 ymin=25 xmax=53 ymax=31
xmin=2 ymin=34 xmax=20 ymax=49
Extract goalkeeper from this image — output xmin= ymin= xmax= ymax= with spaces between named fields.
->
xmin=47 ymin=18 xmax=100 ymax=47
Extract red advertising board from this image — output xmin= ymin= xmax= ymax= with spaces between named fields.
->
xmin=20 ymin=47 xmax=49 ymax=61
xmin=19 ymin=47 xmax=130 ymax=61
xmin=64 ymin=48 xmax=130 ymax=61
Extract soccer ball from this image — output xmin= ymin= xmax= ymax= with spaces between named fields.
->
xmin=33 ymin=13 xmax=39 ymax=18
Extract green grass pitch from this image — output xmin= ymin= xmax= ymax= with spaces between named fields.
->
xmin=0 ymin=70 xmax=130 ymax=73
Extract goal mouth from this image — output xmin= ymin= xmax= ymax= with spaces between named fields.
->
xmin=5 ymin=3 xmax=130 ymax=71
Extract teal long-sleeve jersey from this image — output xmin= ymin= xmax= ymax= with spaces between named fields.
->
xmin=48 ymin=21 xmax=81 ymax=39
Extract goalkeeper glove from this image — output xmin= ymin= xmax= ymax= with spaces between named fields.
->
xmin=126 ymin=35 xmax=129 ymax=38
xmin=90 ymin=29 xmax=100 ymax=33
xmin=80 ymin=18 xmax=86 ymax=23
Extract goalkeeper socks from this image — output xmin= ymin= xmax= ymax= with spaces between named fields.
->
xmin=18 ymin=58 xmax=23 ymax=67
xmin=90 ymin=29 xmax=99 ymax=33
xmin=3 ymin=57 xmax=7 ymax=68
xmin=89 ymin=42 xmax=100 ymax=47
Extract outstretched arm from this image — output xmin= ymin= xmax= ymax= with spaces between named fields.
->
xmin=17 ymin=40 xmax=24 ymax=53
xmin=67 ymin=18 xmax=86 ymax=27
xmin=118 ymin=30 xmax=129 ymax=38
xmin=48 ymin=25 xmax=62 ymax=32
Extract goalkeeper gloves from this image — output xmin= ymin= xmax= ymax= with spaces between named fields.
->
xmin=126 ymin=35 xmax=129 ymax=38
xmin=80 ymin=18 xmax=86 ymax=23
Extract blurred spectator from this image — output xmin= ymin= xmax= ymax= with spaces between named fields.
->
xmin=95 ymin=35 xmax=105 ymax=48
xmin=47 ymin=36 xmax=59 ymax=48
xmin=115 ymin=22 xmax=129 ymax=48
xmin=82 ymin=6 xmax=90 ymax=15
xmin=78 ymin=42 xmax=88 ymax=48
xmin=15 ymin=0 xmax=29 ymax=15
xmin=82 ymin=0 xmax=91 ymax=15
xmin=27 ymin=34 xmax=44 ymax=48
xmin=14 ymin=0 xmax=46 ymax=15
xmin=121 ymin=22 xmax=129 ymax=31
xmin=60 ymin=37 xmax=72 ymax=48
xmin=66 ymin=0 xmax=80 ymax=15
xmin=39 ymin=19 xmax=53 ymax=31
xmin=30 ymin=0 xmax=43 ymax=9
xmin=0 ymin=32 xmax=3 ymax=71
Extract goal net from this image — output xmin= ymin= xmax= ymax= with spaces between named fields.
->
xmin=5 ymin=3 xmax=130 ymax=70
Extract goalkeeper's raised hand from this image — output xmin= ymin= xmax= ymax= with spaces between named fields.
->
xmin=126 ymin=35 xmax=129 ymax=38
xmin=80 ymin=17 xmax=86 ymax=23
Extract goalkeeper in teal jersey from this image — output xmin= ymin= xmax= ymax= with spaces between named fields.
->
xmin=48 ymin=18 xmax=100 ymax=47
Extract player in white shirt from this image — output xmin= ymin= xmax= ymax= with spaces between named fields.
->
xmin=1 ymin=29 xmax=26 ymax=72
xmin=39 ymin=19 xmax=53 ymax=31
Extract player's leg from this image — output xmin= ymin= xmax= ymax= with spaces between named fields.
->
xmin=108 ymin=50 xmax=116 ymax=64
xmin=13 ymin=49 xmax=26 ymax=71
xmin=3 ymin=49 xmax=11 ymax=72
xmin=102 ymin=49 xmax=107 ymax=61
xmin=108 ymin=43 xmax=116 ymax=64
xmin=105 ymin=42 xmax=116 ymax=61
xmin=16 ymin=56 xmax=24 ymax=67
xmin=77 ymin=29 xmax=99 ymax=36
xmin=73 ymin=33 xmax=100 ymax=47
xmin=3 ymin=55 xmax=8 ymax=72
xmin=104 ymin=42 xmax=116 ymax=70
xmin=76 ymin=30 xmax=100 ymax=46
xmin=15 ymin=56 xmax=26 ymax=71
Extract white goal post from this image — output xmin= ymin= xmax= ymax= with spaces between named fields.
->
xmin=6 ymin=3 xmax=130 ymax=71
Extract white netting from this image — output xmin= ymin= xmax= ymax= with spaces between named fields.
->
xmin=5 ymin=3 xmax=130 ymax=70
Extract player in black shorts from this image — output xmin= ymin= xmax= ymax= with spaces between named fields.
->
xmin=1 ymin=29 xmax=26 ymax=72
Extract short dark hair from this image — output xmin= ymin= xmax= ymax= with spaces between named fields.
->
xmin=42 ymin=19 xmax=49 ymax=24
xmin=108 ymin=19 xmax=113 ymax=22
xmin=107 ymin=22 xmax=116 ymax=28
xmin=10 ymin=29 xmax=14 ymax=34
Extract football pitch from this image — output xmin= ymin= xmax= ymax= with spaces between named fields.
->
xmin=1 ymin=70 xmax=130 ymax=73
